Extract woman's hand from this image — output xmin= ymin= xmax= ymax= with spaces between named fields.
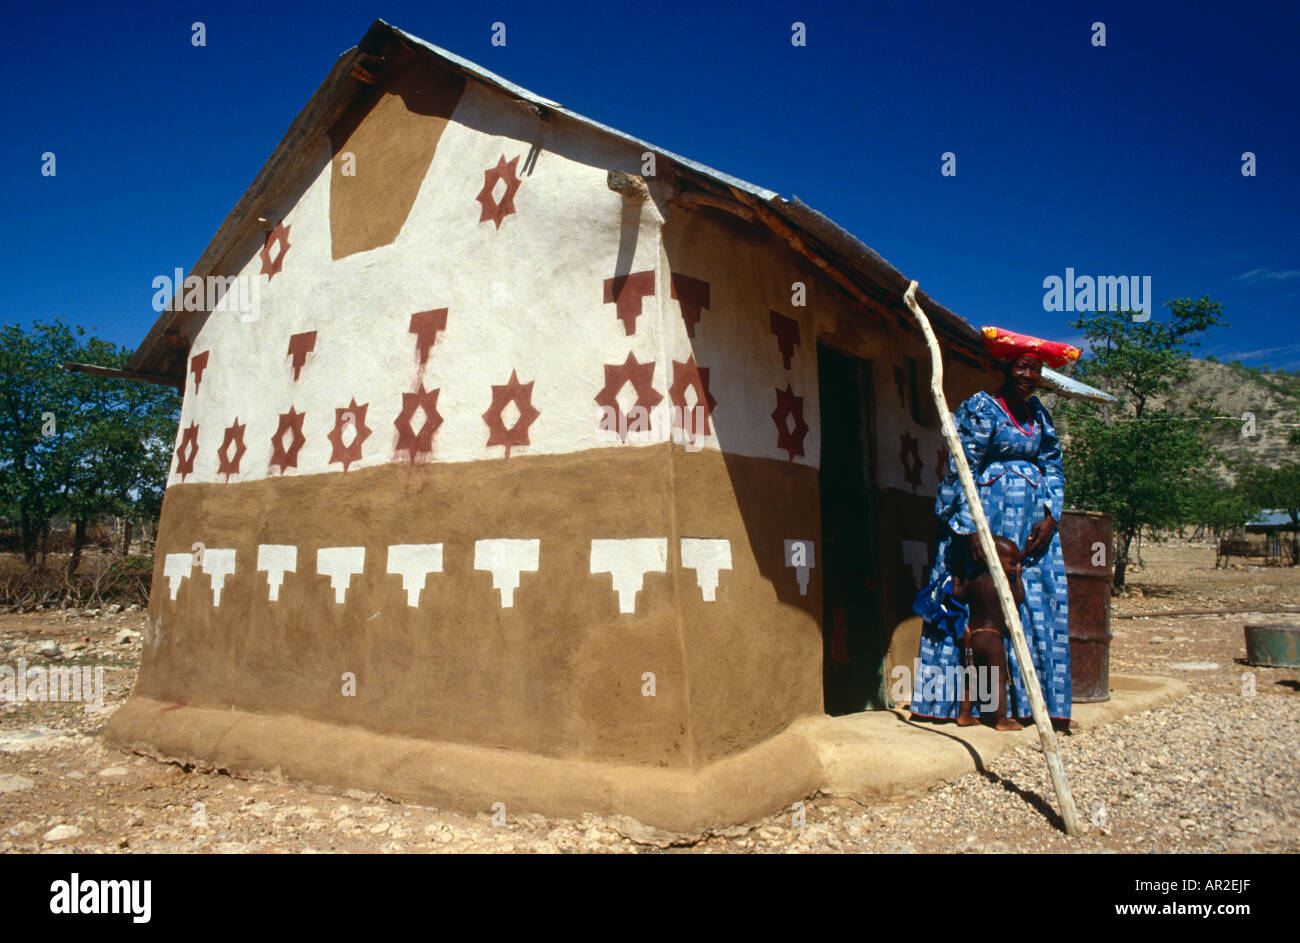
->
xmin=1022 ymin=510 xmax=1057 ymax=559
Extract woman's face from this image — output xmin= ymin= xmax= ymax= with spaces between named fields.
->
xmin=1006 ymin=356 xmax=1043 ymax=401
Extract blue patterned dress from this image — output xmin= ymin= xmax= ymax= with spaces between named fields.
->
xmin=909 ymin=391 xmax=1071 ymax=720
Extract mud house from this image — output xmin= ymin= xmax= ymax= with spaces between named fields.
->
xmin=105 ymin=20 xmax=1012 ymax=830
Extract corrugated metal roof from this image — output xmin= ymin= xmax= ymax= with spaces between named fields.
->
xmin=1247 ymin=510 xmax=1298 ymax=529
xmin=128 ymin=19 xmax=988 ymax=378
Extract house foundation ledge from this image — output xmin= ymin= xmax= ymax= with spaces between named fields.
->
xmin=796 ymin=673 xmax=1189 ymax=801
xmin=104 ymin=697 xmax=824 ymax=835
xmin=105 ymin=675 xmax=1184 ymax=835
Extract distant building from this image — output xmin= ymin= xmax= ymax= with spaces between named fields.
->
xmin=1245 ymin=510 xmax=1299 ymax=532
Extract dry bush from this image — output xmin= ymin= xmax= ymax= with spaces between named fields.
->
xmin=0 ymin=552 xmax=153 ymax=609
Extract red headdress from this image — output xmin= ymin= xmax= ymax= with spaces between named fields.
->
xmin=981 ymin=326 xmax=1081 ymax=369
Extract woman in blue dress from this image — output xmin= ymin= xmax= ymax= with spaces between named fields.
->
xmin=909 ymin=338 xmax=1074 ymax=730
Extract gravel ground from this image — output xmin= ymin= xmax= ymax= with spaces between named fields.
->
xmin=1 ymin=539 xmax=1297 ymax=853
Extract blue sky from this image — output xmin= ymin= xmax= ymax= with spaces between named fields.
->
xmin=3 ymin=0 xmax=1297 ymax=367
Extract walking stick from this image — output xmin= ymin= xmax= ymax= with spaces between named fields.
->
xmin=902 ymin=281 xmax=1081 ymax=837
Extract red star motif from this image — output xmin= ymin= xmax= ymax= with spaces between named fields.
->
xmin=409 ymin=309 xmax=448 ymax=366
xmin=190 ymin=351 xmax=209 ymax=394
xmin=327 ymin=399 xmax=371 ymax=472
xmin=769 ymin=311 xmax=800 ymax=369
xmin=394 ymin=384 xmax=443 ymax=461
xmin=771 ymin=384 xmax=809 ymax=461
xmin=475 ymin=155 xmax=522 ymax=229
xmin=482 ymin=370 xmax=540 ymax=458
xmin=269 ymin=407 xmax=306 ymax=474
xmin=899 ymin=430 xmax=924 ymax=491
xmin=287 ymin=331 xmax=316 ymax=381
xmin=603 ymin=271 xmax=656 ymax=335
xmin=259 ymin=221 xmax=291 ymax=279
xmin=936 ymin=444 xmax=949 ymax=482
xmin=670 ymin=274 xmax=710 ymax=338
xmin=175 ymin=422 xmax=199 ymax=481
xmin=668 ymin=356 xmax=718 ymax=443
xmin=594 ymin=353 xmax=664 ymax=441
xmin=216 ymin=420 xmax=247 ymax=480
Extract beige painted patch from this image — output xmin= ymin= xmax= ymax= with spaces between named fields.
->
xmin=328 ymin=53 xmax=466 ymax=259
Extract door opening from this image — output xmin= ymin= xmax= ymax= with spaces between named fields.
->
xmin=817 ymin=344 xmax=887 ymax=714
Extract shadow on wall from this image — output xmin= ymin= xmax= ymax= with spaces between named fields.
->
xmin=660 ymin=209 xmax=823 ymax=614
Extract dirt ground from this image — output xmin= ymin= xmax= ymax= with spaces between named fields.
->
xmin=2 ymin=537 xmax=1297 ymax=853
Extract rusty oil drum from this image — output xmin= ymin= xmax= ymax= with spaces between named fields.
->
xmin=1057 ymin=509 xmax=1115 ymax=702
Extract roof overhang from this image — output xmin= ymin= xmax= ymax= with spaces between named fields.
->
xmin=127 ymin=19 xmax=992 ymax=383
xmin=1039 ymin=366 xmax=1116 ymax=404
xmin=64 ymin=361 xmax=183 ymax=391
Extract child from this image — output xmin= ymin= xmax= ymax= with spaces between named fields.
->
xmin=952 ymin=535 xmax=1025 ymax=731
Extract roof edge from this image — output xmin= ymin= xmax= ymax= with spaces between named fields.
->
xmin=126 ymin=28 xmax=378 ymax=376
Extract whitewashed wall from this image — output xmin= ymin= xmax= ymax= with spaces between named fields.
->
xmin=167 ymin=79 xmax=823 ymax=487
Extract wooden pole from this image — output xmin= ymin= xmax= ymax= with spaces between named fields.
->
xmin=902 ymin=281 xmax=1081 ymax=836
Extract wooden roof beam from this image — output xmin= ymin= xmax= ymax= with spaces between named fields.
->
xmin=63 ymin=361 xmax=184 ymax=392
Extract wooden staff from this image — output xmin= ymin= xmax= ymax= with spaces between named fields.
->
xmin=902 ymin=281 xmax=1081 ymax=836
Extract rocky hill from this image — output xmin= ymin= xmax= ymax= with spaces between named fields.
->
xmin=1052 ymin=357 xmax=1300 ymax=484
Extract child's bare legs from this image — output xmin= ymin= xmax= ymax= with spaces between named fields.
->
xmin=970 ymin=627 xmax=1021 ymax=730
xmin=956 ymin=629 xmax=979 ymax=726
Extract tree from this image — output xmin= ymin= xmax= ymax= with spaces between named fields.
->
xmin=58 ymin=336 xmax=178 ymax=573
xmin=0 ymin=321 xmax=179 ymax=568
xmin=1060 ymin=401 xmax=1205 ymax=587
xmin=1182 ymin=480 xmax=1259 ymax=538
xmin=1057 ymin=298 xmax=1227 ymax=590
xmin=1068 ymin=298 xmax=1225 ymax=420
xmin=0 ymin=322 xmax=82 ymax=563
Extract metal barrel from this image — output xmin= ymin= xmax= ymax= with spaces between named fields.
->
xmin=1243 ymin=624 xmax=1300 ymax=667
xmin=1058 ymin=509 xmax=1115 ymax=702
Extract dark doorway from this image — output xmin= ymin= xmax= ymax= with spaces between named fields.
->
xmin=818 ymin=344 xmax=886 ymax=714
